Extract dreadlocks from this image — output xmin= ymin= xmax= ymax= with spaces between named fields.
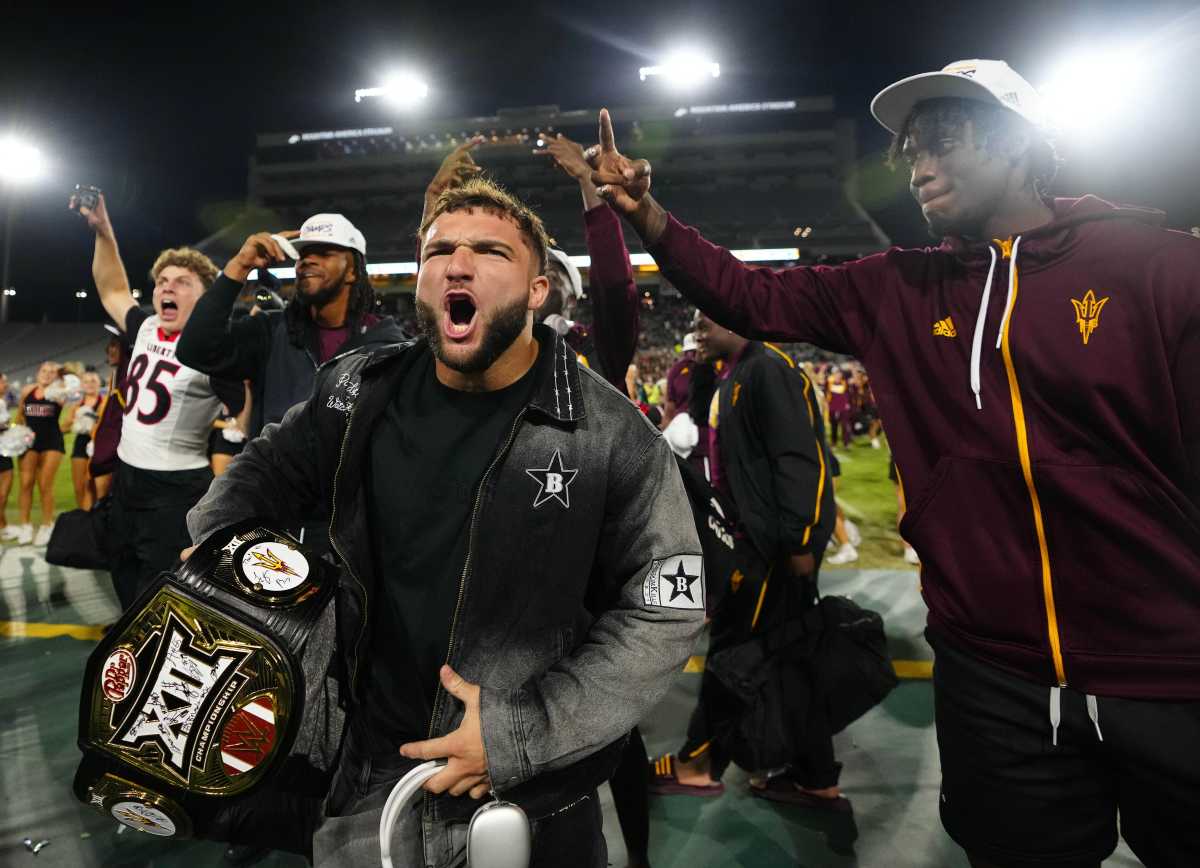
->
xmin=886 ymin=97 xmax=1062 ymax=203
xmin=284 ymin=250 xmax=376 ymax=349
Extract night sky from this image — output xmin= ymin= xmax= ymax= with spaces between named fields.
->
xmin=2 ymin=0 xmax=1198 ymax=322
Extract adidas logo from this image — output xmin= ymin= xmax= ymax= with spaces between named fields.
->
xmin=933 ymin=317 xmax=957 ymax=338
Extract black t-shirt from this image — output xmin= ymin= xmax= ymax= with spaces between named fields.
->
xmin=356 ymin=348 xmax=538 ymax=755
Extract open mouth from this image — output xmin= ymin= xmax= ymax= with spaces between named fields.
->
xmin=443 ymin=291 xmax=478 ymax=340
xmin=160 ymin=299 xmax=178 ymax=318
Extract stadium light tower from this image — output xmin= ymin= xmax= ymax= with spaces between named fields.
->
xmin=355 ymin=71 xmax=430 ymax=109
xmin=639 ymin=51 xmax=721 ymax=90
xmin=1039 ymin=47 xmax=1145 ymax=136
xmin=1 ymin=135 xmax=50 ymax=324
xmin=0 ymin=136 xmax=47 ymax=185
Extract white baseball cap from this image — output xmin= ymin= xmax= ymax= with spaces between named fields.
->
xmin=870 ymin=59 xmax=1049 ymax=136
xmin=291 ymin=213 xmax=367 ymax=257
xmin=547 ymin=248 xmax=583 ymax=300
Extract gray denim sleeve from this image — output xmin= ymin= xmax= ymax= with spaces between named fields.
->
xmin=479 ymin=434 xmax=704 ymax=791
xmin=186 ymin=398 xmax=325 ymax=546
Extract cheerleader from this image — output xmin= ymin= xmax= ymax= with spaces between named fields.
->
xmin=7 ymin=362 xmax=67 ymax=545
xmin=62 ymin=371 xmax=103 ymax=510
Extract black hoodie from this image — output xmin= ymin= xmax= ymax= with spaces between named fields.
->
xmin=177 ymin=273 xmax=408 ymax=435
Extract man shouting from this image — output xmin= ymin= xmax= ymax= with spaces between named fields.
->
xmin=187 ymin=178 xmax=703 ymax=866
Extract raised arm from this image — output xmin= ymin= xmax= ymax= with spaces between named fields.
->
xmin=421 ymin=136 xmax=486 ymax=229
xmin=175 ymin=231 xmax=294 ymax=380
xmin=535 ymin=133 xmax=640 ymax=388
xmin=71 ymin=192 xmax=137 ymax=329
xmin=588 ymin=109 xmax=890 ymax=357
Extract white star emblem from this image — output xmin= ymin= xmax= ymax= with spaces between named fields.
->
xmin=525 ymin=450 xmax=579 ymax=509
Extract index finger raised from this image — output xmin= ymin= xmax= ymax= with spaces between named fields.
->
xmin=456 ymin=135 xmax=486 ymax=154
xmin=599 ymin=108 xmax=617 ymax=153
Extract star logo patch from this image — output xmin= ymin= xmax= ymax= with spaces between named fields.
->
xmin=642 ymin=554 xmax=705 ymax=610
xmin=525 ymin=449 xmax=579 ymax=509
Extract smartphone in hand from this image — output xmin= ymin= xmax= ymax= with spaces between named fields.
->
xmin=69 ymin=184 xmax=102 ymax=212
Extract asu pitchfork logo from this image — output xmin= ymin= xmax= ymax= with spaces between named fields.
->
xmin=1070 ymin=290 xmax=1110 ymax=346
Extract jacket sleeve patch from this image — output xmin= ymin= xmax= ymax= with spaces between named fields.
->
xmin=643 ymin=554 xmax=705 ymax=610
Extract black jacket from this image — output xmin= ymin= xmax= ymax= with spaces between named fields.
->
xmin=186 ymin=325 xmax=704 ymax=831
xmin=176 ymin=273 xmax=408 ymax=433
xmin=714 ymin=342 xmax=835 ymax=562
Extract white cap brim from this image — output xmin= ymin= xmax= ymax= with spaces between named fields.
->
xmin=271 ymin=234 xmax=301 ymax=261
xmin=870 ymin=71 xmax=1009 ymax=135
xmin=547 ymin=249 xmax=583 ymax=300
xmin=291 ymin=238 xmax=363 ymax=256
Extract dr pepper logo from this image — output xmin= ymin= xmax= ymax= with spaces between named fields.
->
xmin=102 ymin=648 xmax=137 ymax=703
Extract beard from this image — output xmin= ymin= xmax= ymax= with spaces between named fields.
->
xmin=295 ymin=262 xmax=350 ymax=311
xmin=416 ymin=293 xmax=530 ymax=374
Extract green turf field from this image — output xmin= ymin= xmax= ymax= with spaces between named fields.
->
xmin=3 ymin=433 xmax=915 ymax=570
xmin=829 ymin=438 xmax=911 ymax=570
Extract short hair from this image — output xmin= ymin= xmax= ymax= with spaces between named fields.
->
xmin=418 ymin=177 xmax=552 ymax=275
xmin=150 ymin=247 xmax=219 ymax=289
xmin=886 ymin=97 xmax=1062 ymax=202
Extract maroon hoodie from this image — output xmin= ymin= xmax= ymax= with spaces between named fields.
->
xmin=649 ymin=196 xmax=1200 ymax=700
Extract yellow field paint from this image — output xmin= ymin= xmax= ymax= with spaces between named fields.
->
xmin=891 ymin=659 xmax=933 ymax=679
xmin=0 ymin=620 xmax=106 ymax=641
xmin=683 ymin=655 xmax=932 ymax=680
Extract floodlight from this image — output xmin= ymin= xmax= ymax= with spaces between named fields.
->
xmin=355 ymin=72 xmax=430 ymax=109
xmin=1039 ymin=48 xmax=1145 ymax=136
xmin=0 ymin=137 xmax=47 ymax=185
xmin=639 ymin=52 xmax=720 ymax=89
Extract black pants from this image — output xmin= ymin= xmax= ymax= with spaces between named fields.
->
xmin=609 ymin=727 xmax=650 ymax=865
xmin=679 ymin=556 xmax=839 ymax=788
xmin=931 ymin=630 xmax=1200 ymax=868
xmin=325 ymin=721 xmax=607 ymax=867
xmin=108 ymin=464 xmax=211 ymax=610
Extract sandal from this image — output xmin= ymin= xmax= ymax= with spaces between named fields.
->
xmin=749 ymin=775 xmax=851 ymax=812
xmin=647 ymin=754 xmax=725 ymax=797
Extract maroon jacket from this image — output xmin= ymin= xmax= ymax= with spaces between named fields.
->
xmin=566 ymin=204 xmax=639 ymax=391
xmin=649 ymin=195 xmax=1200 ymax=700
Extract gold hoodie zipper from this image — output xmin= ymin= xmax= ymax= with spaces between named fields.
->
xmin=995 ymin=241 xmax=1067 ymax=687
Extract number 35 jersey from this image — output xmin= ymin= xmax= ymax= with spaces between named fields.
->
xmin=118 ymin=308 xmax=243 ymax=472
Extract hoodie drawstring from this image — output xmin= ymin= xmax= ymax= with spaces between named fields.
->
xmin=1048 ymin=688 xmax=1105 ymax=748
xmin=969 ymin=236 xmax=1022 ymax=410
xmin=1085 ymin=693 xmax=1103 ymax=741
xmin=969 ymin=246 xmax=998 ymax=410
xmin=995 ymin=236 xmax=1022 ymax=350
xmin=1049 ymin=686 xmax=1062 ymax=746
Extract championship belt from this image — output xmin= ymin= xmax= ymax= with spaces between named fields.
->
xmin=74 ymin=522 xmax=336 ymax=838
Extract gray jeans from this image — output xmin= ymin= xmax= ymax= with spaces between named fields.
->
xmin=313 ymin=739 xmax=469 ymax=868
xmin=314 ymin=721 xmax=607 ymax=868
xmin=313 ymin=784 xmax=471 ymax=868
